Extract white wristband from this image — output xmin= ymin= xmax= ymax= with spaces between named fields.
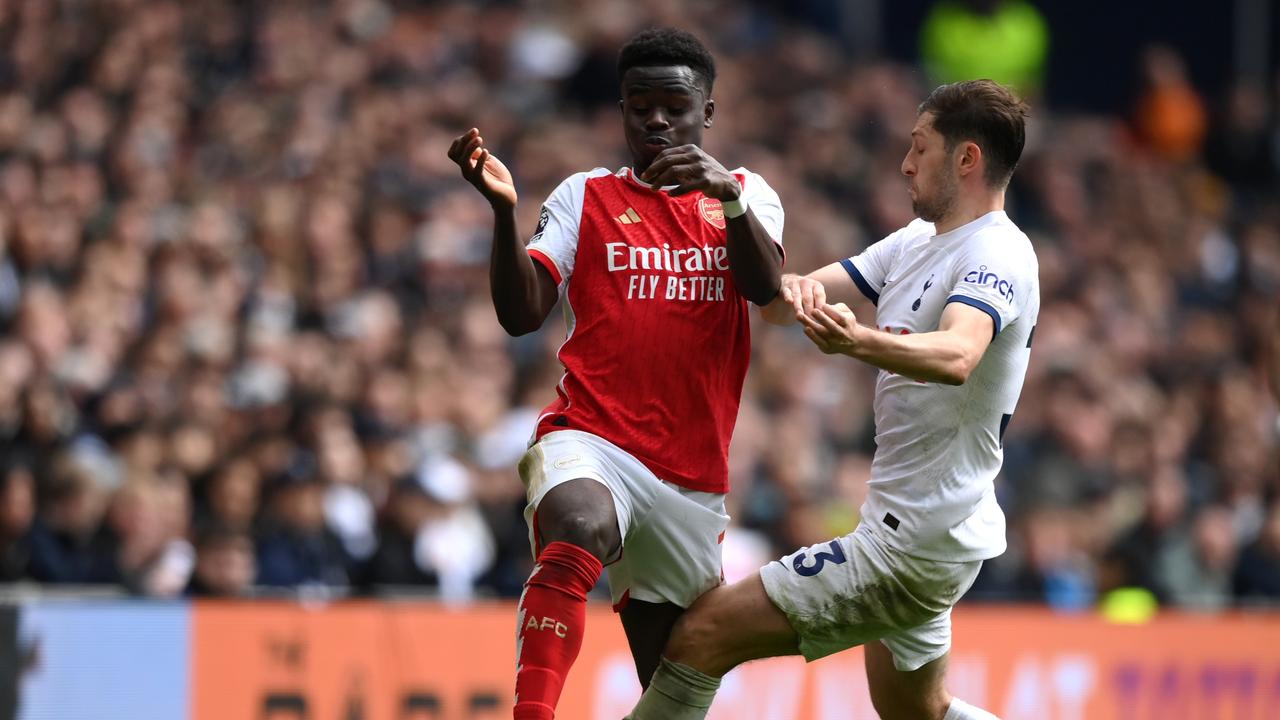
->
xmin=722 ymin=196 xmax=748 ymax=219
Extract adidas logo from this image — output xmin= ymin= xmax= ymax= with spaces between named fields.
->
xmin=615 ymin=208 xmax=643 ymax=225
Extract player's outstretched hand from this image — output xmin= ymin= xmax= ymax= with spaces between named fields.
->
xmin=779 ymin=274 xmax=826 ymax=320
xmin=640 ymin=145 xmax=739 ymax=199
xmin=447 ymin=128 xmax=517 ymax=209
xmin=799 ymin=302 xmax=862 ymax=355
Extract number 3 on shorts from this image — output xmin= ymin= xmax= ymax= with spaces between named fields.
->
xmin=792 ymin=540 xmax=848 ymax=577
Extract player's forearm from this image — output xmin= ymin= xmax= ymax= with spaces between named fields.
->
xmin=847 ymin=326 xmax=979 ymax=385
xmin=488 ymin=205 xmax=548 ymax=336
xmin=760 ymin=294 xmax=796 ymax=325
xmin=725 ymin=212 xmax=782 ymax=305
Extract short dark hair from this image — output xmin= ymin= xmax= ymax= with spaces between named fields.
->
xmin=195 ymin=522 xmax=252 ymax=552
xmin=617 ymin=28 xmax=716 ymax=95
xmin=919 ymin=80 xmax=1029 ymax=188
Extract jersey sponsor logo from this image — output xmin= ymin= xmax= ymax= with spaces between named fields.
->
xmin=698 ymin=197 xmax=726 ymax=229
xmin=605 ymin=243 xmax=729 ymax=273
xmin=962 ymin=265 xmax=1015 ymax=302
xmin=623 ymin=273 xmax=726 ymax=301
xmin=604 ymin=241 xmax=731 ymax=302
xmin=615 ymin=207 xmax=643 ymax=225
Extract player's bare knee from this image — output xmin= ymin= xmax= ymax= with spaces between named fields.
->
xmin=542 ymin=511 xmax=615 ymax=561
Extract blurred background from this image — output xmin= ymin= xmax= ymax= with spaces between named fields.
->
xmin=0 ymin=0 xmax=1278 ymax=717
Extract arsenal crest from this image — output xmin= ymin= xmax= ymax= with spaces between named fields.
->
xmin=698 ymin=197 xmax=726 ymax=229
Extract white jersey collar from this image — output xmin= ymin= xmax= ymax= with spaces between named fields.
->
xmin=619 ymin=167 xmax=680 ymax=193
xmin=931 ymin=210 xmax=1010 ymax=243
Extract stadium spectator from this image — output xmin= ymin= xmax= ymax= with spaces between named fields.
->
xmin=409 ymin=454 xmax=495 ymax=603
xmin=254 ymin=453 xmax=353 ymax=590
xmin=197 ymin=459 xmax=261 ymax=535
xmin=1234 ymin=500 xmax=1280 ymax=603
xmin=26 ymin=452 xmax=117 ymax=585
xmin=0 ymin=455 xmax=35 ymax=582
xmin=1157 ymin=504 xmax=1238 ymax=610
xmin=368 ymin=455 xmax=495 ymax=601
xmin=1132 ymin=45 xmax=1208 ymax=163
xmin=367 ymin=476 xmax=441 ymax=589
xmin=1204 ymin=82 xmax=1279 ymax=196
xmin=1101 ymin=465 xmax=1193 ymax=604
xmin=107 ymin=473 xmax=195 ymax=597
xmin=186 ymin=524 xmax=256 ymax=598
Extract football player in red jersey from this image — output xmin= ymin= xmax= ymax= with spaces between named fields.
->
xmin=448 ymin=28 xmax=784 ymax=720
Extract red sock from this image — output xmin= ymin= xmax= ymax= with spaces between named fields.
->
xmin=513 ymin=541 xmax=603 ymax=720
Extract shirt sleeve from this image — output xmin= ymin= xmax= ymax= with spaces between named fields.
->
xmin=526 ymin=171 xmax=592 ymax=288
xmin=735 ymin=170 xmax=784 ymax=247
xmin=842 ymin=224 xmax=913 ymax=306
xmin=944 ymin=231 xmax=1036 ymax=338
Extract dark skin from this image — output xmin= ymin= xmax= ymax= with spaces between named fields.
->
xmin=446 ymin=63 xmax=782 ymax=688
xmin=626 ymin=66 xmax=782 ymax=305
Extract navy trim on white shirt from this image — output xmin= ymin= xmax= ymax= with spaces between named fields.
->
xmin=946 ymin=295 xmax=1001 ymax=338
xmin=841 ymin=259 xmax=879 ymax=306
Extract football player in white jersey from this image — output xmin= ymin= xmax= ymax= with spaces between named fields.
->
xmin=627 ymin=79 xmax=1035 ymax=720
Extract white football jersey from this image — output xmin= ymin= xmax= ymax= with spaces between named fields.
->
xmin=843 ymin=210 xmax=1039 ymax=562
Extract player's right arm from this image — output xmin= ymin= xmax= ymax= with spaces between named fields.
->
xmin=761 ymin=225 xmax=907 ymax=326
xmin=762 ymin=222 xmax=906 ymax=324
xmin=448 ymin=128 xmax=558 ymax=336
xmin=760 ymin=264 xmax=864 ymax=325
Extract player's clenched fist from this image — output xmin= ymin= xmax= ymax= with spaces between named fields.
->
xmin=799 ymin=302 xmax=862 ymax=355
xmin=447 ymin=128 xmax=518 ymax=209
xmin=640 ymin=144 xmax=739 ymax=199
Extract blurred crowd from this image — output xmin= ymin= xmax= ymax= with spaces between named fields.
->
xmin=0 ymin=0 xmax=1277 ymax=611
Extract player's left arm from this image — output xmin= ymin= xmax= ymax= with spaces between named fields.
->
xmin=800 ymin=302 xmax=993 ymax=385
xmin=642 ymin=147 xmax=782 ymax=304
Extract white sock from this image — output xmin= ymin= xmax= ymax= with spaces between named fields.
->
xmin=625 ymin=657 xmax=721 ymax=720
xmin=945 ymin=697 xmax=1001 ymax=720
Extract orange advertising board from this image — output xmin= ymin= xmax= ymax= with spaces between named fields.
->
xmin=192 ymin=603 xmax=1280 ymax=720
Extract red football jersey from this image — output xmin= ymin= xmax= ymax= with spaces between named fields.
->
xmin=526 ymin=167 xmax=785 ymax=493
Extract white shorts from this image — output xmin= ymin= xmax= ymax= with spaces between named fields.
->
xmin=517 ymin=429 xmax=730 ymax=609
xmin=760 ymin=523 xmax=981 ymax=672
